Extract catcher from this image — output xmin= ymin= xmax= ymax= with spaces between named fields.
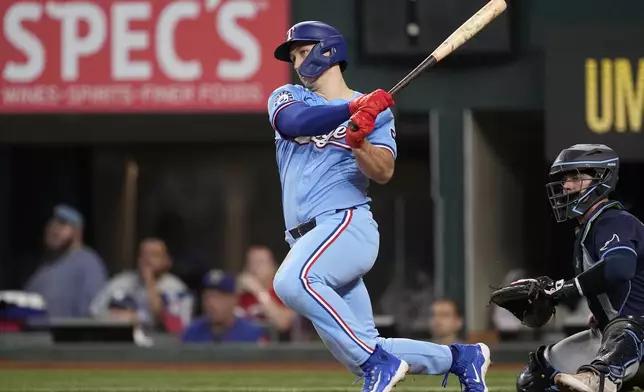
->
xmin=490 ymin=144 xmax=644 ymax=392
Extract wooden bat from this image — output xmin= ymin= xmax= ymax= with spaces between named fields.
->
xmin=349 ymin=0 xmax=507 ymax=132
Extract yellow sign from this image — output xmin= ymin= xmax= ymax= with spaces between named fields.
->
xmin=585 ymin=58 xmax=644 ymax=134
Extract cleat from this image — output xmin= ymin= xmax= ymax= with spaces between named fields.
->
xmin=555 ymin=372 xmax=617 ymax=392
xmin=357 ymin=345 xmax=409 ymax=392
xmin=443 ymin=343 xmax=491 ymax=392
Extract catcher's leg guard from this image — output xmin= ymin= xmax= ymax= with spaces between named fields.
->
xmin=587 ymin=316 xmax=644 ymax=384
xmin=556 ymin=316 xmax=644 ymax=392
xmin=621 ymin=365 xmax=644 ymax=392
xmin=517 ymin=345 xmax=558 ymax=392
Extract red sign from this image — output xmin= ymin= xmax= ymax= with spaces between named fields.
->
xmin=0 ymin=0 xmax=289 ymax=113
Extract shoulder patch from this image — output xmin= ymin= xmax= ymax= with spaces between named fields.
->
xmin=390 ymin=128 xmax=396 ymax=139
xmin=274 ymin=90 xmax=294 ymax=107
xmin=599 ymin=233 xmax=620 ymax=252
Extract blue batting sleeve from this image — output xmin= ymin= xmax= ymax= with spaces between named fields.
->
xmin=276 ymin=102 xmax=351 ymax=138
xmin=267 ymin=85 xmax=350 ymax=138
xmin=366 ymin=109 xmax=397 ymax=159
xmin=268 ymin=85 xmax=303 ymax=140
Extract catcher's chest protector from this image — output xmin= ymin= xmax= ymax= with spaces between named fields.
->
xmin=574 ymin=202 xmax=638 ymax=330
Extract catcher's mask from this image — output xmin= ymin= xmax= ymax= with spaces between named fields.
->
xmin=546 ymin=144 xmax=619 ymax=223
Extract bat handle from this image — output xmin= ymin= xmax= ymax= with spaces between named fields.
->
xmin=348 ymin=120 xmax=359 ymax=132
xmin=388 ymin=84 xmax=404 ymax=96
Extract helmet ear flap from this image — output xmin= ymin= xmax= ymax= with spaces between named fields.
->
xmin=297 ymin=35 xmax=348 ymax=79
xmin=273 ymin=21 xmax=348 ymax=75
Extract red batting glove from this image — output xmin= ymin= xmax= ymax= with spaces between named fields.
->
xmin=348 ymin=89 xmax=395 ymax=115
xmin=346 ymin=109 xmax=377 ymax=149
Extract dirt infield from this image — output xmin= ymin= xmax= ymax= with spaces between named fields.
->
xmin=0 ymin=361 xmax=523 ymax=372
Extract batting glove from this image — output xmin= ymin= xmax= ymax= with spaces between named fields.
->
xmin=348 ymin=89 xmax=394 ymax=115
xmin=346 ymin=107 xmax=378 ymax=148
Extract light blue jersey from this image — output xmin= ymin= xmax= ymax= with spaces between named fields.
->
xmin=267 ymin=84 xmax=397 ymax=232
xmin=267 ymin=22 xmax=490 ymax=387
xmin=267 ymin=82 xmax=464 ymax=379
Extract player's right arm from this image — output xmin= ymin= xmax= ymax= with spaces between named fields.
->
xmin=577 ymin=215 xmax=641 ymax=294
xmin=268 ymin=85 xmax=350 ymax=138
xmin=267 ymin=86 xmax=392 ymax=139
xmin=550 ymin=214 xmax=641 ymax=304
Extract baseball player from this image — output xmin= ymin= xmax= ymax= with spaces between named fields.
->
xmin=497 ymin=144 xmax=644 ymax=392
xmin=267 ymin=21 xmax=490 ymax=392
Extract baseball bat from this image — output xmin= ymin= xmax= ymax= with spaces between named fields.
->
xmin=349 ymin=0 xmax=507 ymax=132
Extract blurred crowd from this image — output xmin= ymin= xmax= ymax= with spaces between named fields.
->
xmin=1 ymin=204 xmax=584 ymax=346
xmin=1 ymin=204 xmax=299 ymax=344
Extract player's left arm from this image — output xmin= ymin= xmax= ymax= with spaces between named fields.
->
xmin=575 ymin=216 xmax=640 ymax=296
xmin=551 ymin=216 xmax=641 ymax=303
xmin=352 ymin=112 xmax=397 ymax=184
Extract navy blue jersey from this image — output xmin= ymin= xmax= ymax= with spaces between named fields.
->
xmin=574 ymin=201 xmax=644 ymax=327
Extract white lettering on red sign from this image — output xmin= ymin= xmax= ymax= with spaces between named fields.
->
xmin=3 ymin=4 xmax=45 ymax=83
xmin=47 ymin=2 xmax=107 ymax=81
xmin=2 ymin=1 xmax=265 ymax=83
xmin=216 ymin=1 xmax=260 ymax=81
xmin=111 ymin=2 xmax=150 ymax=81
xmin=0 ymin=0 xmax=287 ymax=112
xmin=157 ymin=2 xmax=201 ymax=82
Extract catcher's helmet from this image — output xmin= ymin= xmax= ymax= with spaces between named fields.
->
xmin=274 ymin=21 xmax=348 ymax=79
xmin=546 ymin=144 xmax=619 ymax=222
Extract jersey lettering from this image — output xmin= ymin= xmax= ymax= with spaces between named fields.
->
xmin=295 ymin=125 xmax=348 ymax=148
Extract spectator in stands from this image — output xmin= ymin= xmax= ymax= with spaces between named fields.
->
xmin=237 ymin=245 xmax=295 ymax=335
xmin=429 ymin=298 xmax=463 ymax=345
xmin=182 ymin=270 xmax=266 ymax=343
xmin=90 ymin=238 xmax=192 ymax=333
xmin=24 ymin=204 xmax=107 ymax=318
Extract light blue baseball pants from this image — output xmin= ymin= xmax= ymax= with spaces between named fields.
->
xmin=273 ymin=206 xmax=453 ymax=375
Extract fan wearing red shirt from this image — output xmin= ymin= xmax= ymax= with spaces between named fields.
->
xmin=237 ymin=246 xmax=295 ymax=336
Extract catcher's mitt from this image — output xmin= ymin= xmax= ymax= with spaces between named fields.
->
xmin=490 ymin=276 xmax=556 ymax=328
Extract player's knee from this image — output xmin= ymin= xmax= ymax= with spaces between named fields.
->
xmin=516 ymin=345 xmax=556 ymax=392
xmin=273 ymin=268 xmax=303 ymax=307
xmin=601 ymin=316 xmax=644 ymax=341
xmin=594 ymin=316 xmax=644 ymax=381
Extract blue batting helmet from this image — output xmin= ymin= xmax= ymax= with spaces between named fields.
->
xmin=274 ymin=21 xmax=348 ymax=79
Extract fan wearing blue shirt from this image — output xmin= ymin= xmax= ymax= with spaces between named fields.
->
xmin=181 ymin=270 xmax=266 ymax=343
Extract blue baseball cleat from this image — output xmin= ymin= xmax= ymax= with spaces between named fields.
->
xmin=357 ymin=345 xmax=409 ymax=392
xmin=443 ymin=343 xmax=491 ymax=392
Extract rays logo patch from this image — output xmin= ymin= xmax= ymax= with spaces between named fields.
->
xmin=600 ymin=233 xmax=620 ymax=252
xmin=274 ymin=90 xmax=294 ymax=107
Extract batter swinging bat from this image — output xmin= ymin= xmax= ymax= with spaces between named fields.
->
xmin=349 ymin=0 xmax=507 ymax=131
